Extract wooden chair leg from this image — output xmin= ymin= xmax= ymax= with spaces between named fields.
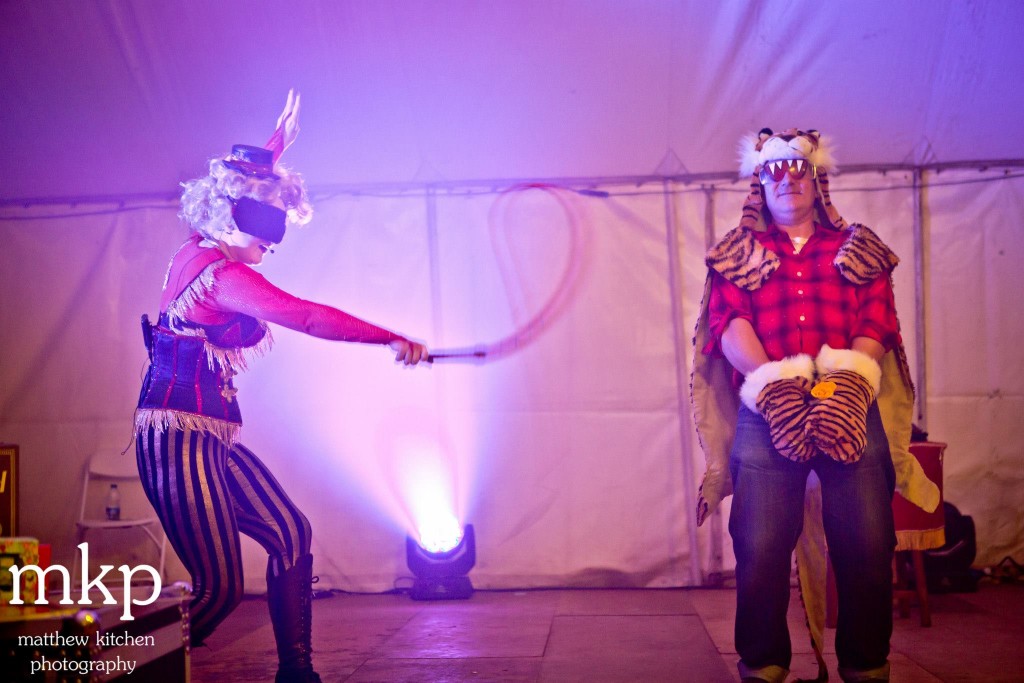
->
xmin=911 ymin=550 xmax=932 ymax=627
xmin=893 ymin=553 xmax=912 ymax=618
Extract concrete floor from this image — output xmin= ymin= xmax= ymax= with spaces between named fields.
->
xmin=192 ymin=582 xmax=1024 ymax=682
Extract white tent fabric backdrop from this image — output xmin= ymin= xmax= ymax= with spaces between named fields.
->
xmin=2 ymin=169 xmax=1022 ymax=592
xmin=2 ymin=1 xmax=1024 ymax=199
xmin=2 ymin=1 xmax=1023 ymax=592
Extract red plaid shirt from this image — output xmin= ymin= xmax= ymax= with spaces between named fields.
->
xmin=704 ymin=223 xmax=900 ymax=362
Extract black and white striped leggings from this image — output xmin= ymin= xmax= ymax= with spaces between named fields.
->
xmin=136 ymin=426 xmax=312 ymax=644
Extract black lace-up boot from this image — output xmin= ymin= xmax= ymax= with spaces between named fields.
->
xmin=267 ymin=554 xmax=321 ymax=683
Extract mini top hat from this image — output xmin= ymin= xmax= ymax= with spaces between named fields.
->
xmin=223 ymin=144 xmax=280 ymax=180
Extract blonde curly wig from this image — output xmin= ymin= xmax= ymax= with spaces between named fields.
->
xmin=180 ymin=156 xmax=313 ymax=242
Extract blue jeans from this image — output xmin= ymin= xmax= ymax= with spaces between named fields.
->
xmin=729 ymin=404 xmax=896 ymax=682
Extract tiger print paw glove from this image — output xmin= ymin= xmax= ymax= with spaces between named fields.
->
xmin=804 ymin=345 xmax=882 ymax=463
xmin=740 ymin=354 xmax=817 ymax=462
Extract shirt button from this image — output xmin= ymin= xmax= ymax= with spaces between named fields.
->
xmin=797 ymin=289 xmax=804 ymax=295
xmin=796 ymin=271 xmax=803 ymax=277
xmin=799 ymin=315 xmax=806 ymax=322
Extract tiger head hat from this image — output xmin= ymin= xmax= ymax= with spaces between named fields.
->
xmin=735 ymin=128 xmax=847 ymax=232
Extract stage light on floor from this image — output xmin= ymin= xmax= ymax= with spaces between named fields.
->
xmin=417 ymin=511 xmax=465 ymax=553
xmin=406 ymin=523 xmax=475 ymax=600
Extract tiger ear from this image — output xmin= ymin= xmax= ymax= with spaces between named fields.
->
xmin=758 ymin=128 xmax=773 ymax=142
xmin=738 ymin=131 xmax=765 ymax=177
xmin=809 ymin=133 xmax=837 ymax=173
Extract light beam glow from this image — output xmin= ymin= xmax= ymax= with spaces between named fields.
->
xmin=384 ymin=432 xmax=465 ymax=550
xmin=416 ymin=510 xmax=464 ymax=553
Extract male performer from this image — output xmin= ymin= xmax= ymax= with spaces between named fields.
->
xmin=690 ymin=128 xmax=937 ymax=683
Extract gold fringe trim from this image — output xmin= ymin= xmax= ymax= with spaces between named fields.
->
xmin=205 ymin=327 xmax=273 ymax=374
xmin=135 ymin=408 xmax=240 ymax=445
xmin=895 ymin=527 xmax=946 ymax=552
xmin=166 ymin=260 xmax=224 ymax=326
xmin=164 ymin=260 xmax=274 ymax=374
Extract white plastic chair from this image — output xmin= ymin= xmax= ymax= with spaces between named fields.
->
xmin=72 ymin=449 xmax=167 ymax=585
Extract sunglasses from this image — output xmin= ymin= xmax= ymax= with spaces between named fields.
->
xmin=759 ymin=159 xmax=815 ymax=184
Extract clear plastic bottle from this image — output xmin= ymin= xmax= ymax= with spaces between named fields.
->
xmin=105 ymin=484 xmax=121 ymax=521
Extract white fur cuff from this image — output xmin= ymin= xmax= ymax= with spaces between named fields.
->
xmin=739 ymin=354 xmax=815 ymax=413
xmin=815 ymin=345 xmax=882 ymax=395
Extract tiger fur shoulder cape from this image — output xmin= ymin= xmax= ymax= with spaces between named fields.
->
xmin=690 ymin=222 xmax=940 ymax=527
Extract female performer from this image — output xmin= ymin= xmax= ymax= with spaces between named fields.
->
xmin=134 ymin=92 xmax=427 ymax=683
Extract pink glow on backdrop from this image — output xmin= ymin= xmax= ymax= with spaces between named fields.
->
xmin=379 ymin=430 xmax=464 ymax=551
xmin=235 ymin=186 xmax=591 ymax=548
